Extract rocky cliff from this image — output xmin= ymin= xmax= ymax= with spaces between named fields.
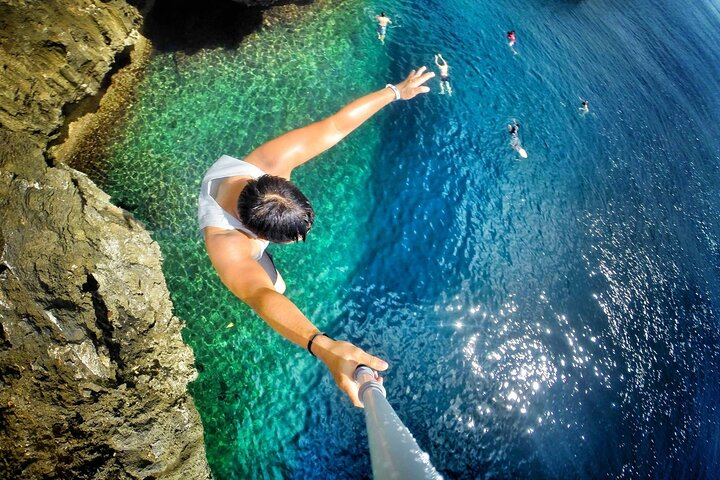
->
xmin=0 ymin=131 xmax=210 ymax=479
xmin=0 ymin=0 xmax=146 ymax=149
xmin=0 ymin=0 xmax=211 ymax=478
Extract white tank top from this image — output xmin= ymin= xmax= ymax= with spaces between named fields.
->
xmin=198 ymin=155 xmax=269 ymax=259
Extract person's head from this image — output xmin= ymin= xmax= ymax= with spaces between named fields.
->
xmin=381 ymin=11 xmax=385 ymax=17
xmin=237 ymin=175 xmax=315 ymax=243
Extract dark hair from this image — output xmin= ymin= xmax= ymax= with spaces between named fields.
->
xmin=381 ymin=11 xmax=385 ymax=16
xmin=237 ymin=175 xmax=315 ymax=243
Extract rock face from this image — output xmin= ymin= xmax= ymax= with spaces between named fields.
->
xmin=0 ymin=131 xmax=211 ymax=479
xmin=0 ymin=1 xmax=211 ymax=478
xmin=0 ymin=0 xmax=144 ymax=148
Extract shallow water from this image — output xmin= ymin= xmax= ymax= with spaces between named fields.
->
xmin=96 ymin=0 xmax=720 ymax=477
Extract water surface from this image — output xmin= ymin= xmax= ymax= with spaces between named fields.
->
xmin=97 ymin=0 xmax=720 ymax=477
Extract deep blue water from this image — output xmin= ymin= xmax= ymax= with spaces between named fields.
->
xmin=291 ymin=0 xmax=720 ymax=478
xmin=101 ymin=0 xmax=720 ymax=477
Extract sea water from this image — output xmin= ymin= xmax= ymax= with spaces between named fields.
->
xmin=95 ymin=0 xmax=720 ymax=477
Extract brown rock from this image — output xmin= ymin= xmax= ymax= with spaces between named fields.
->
xmin=0 ymin=128 xmax=211 ymax=479
xmin=0 ymin=0 xmax=142 ymax=145
xmin=0 ymin=0 xmax=211 ymax=477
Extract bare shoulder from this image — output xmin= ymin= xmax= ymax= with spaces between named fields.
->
xmin=204 ymin=229 xmax=254 ymax=270
xmin=204 ymin=229 xmax=276 ymax=297
xmin=242 ymin=140 xmax=295 ymax=179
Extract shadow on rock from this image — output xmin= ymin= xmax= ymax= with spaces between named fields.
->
xmin=142 ymin=0 xmax=312 ymax=53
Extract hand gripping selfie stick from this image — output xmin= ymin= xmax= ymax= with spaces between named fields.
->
xmin=354 ymin=365 xmax=442 ymax=480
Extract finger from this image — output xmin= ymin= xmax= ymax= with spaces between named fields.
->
xmin=406 ymin=69 xmax=416 ymax=80
xmin=342 ymin=378 xmax=363 ymax=408
xmin=418 ymin=86 xmax=430 ymax=94
xmin=415 ymin=66 xmax=427 ymax=77
xmin=361 ymin=352 xmax=389 ymax=371
xmin=413 ymin=71 xmax=436 ymax=86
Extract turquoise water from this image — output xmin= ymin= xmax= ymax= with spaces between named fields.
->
xmin=96 ymin=0 xmax=720 ymax=477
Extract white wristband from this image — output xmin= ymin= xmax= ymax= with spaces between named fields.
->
xmin=385 ymin=84 xmax=401 ymax=101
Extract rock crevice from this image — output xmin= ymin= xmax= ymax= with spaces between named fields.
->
xmin=0 ymin=130 xmax=211 ymax=478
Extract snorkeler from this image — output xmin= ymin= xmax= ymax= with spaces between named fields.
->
xmin=199 ymin=67 xmax=435 ymax=408
xmin=579 ymin=99 xmax=590 ymax=114
xmin=375 ymin=12 xmax=392 ymax=44
xmin=434 ymin=54 xmax=452 ymax=95
xmin=507 ymin=118 xmax=528 ymax=158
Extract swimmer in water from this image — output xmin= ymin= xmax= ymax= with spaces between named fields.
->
xmin=434 ymin=54 xmax=452 ymax=96
xmin=507 ymin=118 xmax=527 ymax=157
xmin=579 ymin=99 xmax=590 ymax=114
xmin=507 ymin=30 xmax=518 ymax=55
xmin=375 ymin=12 xmax=392 ymax=44
xmin=508 ymin=118 xmax=519 ymax=142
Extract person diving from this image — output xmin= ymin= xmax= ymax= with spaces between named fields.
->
xmin=198 ymin=67 xmax=435 ymax=408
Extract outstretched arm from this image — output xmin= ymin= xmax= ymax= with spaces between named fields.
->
xmin=205 ymin=233 xmax=387 ymax=407
xmin=244 ymin=67 xmax=435 ymax=178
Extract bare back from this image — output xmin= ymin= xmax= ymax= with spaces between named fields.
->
xmin=376 ymin=16 xmax=391 ymax=27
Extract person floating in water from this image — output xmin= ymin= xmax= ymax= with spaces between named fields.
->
xmin=507 ymin=118 xmax=528 ymax=158
xmin=579 ymin=99 xmax=590 ymax=114
xmin=507 ymin=118 xmax=519 ymax=146
xmin=198 ymin=67 xmax=435 ymax=407
xmin=434 ymin=54 xmax=452 ymax=95
xmin=507 ymin=30 xmax=518 ymax=54
xmin=375 ymin=12 xmax=392 ymax=44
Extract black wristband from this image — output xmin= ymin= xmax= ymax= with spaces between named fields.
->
xmin=307 ymin=332 xmax=325 ymax=357
xmin=307 ymin=332 xmax=335 ymax=357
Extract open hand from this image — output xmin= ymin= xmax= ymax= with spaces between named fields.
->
xmin=317 ymin=339 xmax=388 ymax=407
xmin=394 ymin=66 xmax=435 ymax=100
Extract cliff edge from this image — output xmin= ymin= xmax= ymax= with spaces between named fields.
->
xmin=0 ymin=0 xmax=211 ymax=478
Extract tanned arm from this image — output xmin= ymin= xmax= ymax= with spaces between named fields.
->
xmin=205 ymin=232 xmax=387 ymax=407
xmin=244 ymin=67 xmax=435 ymax=178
